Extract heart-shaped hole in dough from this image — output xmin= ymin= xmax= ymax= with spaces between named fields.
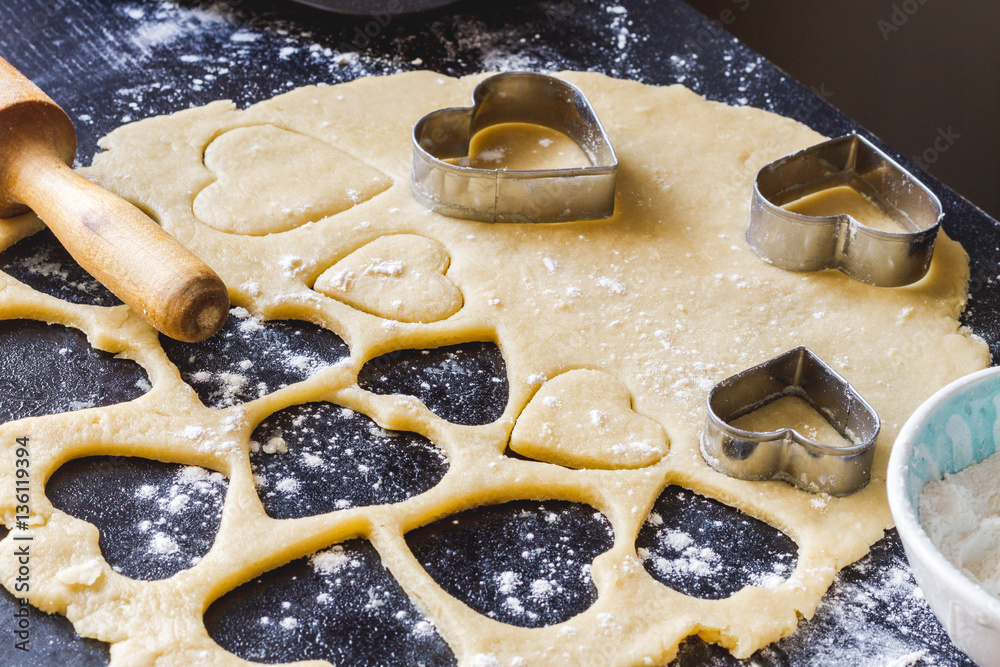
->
xmin=405 ymin=500 xmax=613 ymax=628
xmin=636 ymin=485 xmax=797 ymax=600
xmin=249 ymin=402 xmax=448 ymax=520
xmin=358 ymin=342 xmax=508 ymax=426
xmin=0 ymin=320 xmax=149 ymax=424
xmin=160 ymin=308 xmax=349 ymax=409
xmin=205 ymin=539 xmax=454 ymax=665
xmin=47 ymin=457 xmax=228 ymax=581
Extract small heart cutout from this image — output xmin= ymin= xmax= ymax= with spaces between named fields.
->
xmin=194 ymin=124 xmax=391 ymax=235
xmin=313 ymin=235 xmax=463 ymax=323
xmin=510 ymin=369 xmax=668 ymax=469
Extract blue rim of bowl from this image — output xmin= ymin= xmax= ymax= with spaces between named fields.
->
xmin=888 ymin=365 xmax=1000 ymax=620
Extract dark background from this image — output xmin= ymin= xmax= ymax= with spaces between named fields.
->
xmin=686 ymin=0 xmax=1000 ymax=220
xmin=0 ymin=0 xmax=993 ymax=664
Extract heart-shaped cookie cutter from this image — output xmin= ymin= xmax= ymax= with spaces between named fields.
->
xmin=411 ymin=72 xmax=618 ymax=223
xmin=700 ymin=346 xmax=880 ymax=496
xmin=746 ymin=134 xmax=942 ymax=287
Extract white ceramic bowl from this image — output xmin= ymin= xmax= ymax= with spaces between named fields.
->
xmin=888 ymin=366 xmax=1000 ymax=667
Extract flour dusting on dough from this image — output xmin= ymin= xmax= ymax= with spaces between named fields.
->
xmin=0 ymin=70 xmax=986 ymax=667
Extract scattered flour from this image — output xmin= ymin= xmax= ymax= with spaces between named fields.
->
xmin=275 ymin=477 xmax=299 ymax=494
xmin=470 ymin=654 xmax=502 ymax=667
xmin=497 ymin=571 xmax=522 ymax=594
xmin=413 ymin=620 xmax=435 ymax=637
xmin=150 ymin=532 xmax=180 ymax=555
xmin=366 ymin=259 xmax=404 ymax=277
xmin=595 ymin=276 xmax=627 ymax=294
xmin=311 ymin=546 xmax=359 ymax=574
xmin=530 ymin=578 xmax=556 ymax=599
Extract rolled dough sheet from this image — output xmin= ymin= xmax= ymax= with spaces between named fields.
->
xmin=0 ymin=71 xmax=988 ymax=666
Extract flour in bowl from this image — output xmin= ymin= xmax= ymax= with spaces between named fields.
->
xmin=920 ymin=451 xmax=1000 ymax=596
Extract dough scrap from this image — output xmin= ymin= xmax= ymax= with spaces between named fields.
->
xmin=313 ymin=234 xmax=463 ymax=323
xmin=0 ymin=71 xmax=989 ymax=666
xmin=510 ymin=369 xmax=668 ymax=469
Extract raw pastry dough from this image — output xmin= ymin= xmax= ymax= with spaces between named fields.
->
xmin=730 ymin=396 xmax=852 ymax=449
xmin=194 ymin=124 xmax=392 ymax=235
xmin=313 ymin=234 xmax=463 ymax=323
xmin=0 ymin=71 xmax=988 ymax=666
xmin=783 ymin=185 xmax=906 ymax=234
xmin=509 ymin=369 xmax=669 ymax=469
xmin=453 ymin=122 xmax=589 ymax=170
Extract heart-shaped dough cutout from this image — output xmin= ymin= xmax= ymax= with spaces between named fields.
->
xmin=314 ymin=234 xmax=463 ymax=323
xmin=510 ymin=369 xmax=668 ymax=469
xmin=193 ymin=124 xmax=391 ymax=235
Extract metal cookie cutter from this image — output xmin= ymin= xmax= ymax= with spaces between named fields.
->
xmin=747 ymin=134 xmax=942 ymax=287
xmin=410 ymin=72 xmax=618 ymax=223
xmin=701 ymin=347 xmax=880 ymax=496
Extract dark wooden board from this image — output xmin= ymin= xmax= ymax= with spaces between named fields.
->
xmin=0 ymin=0 xmax=994 ymax=664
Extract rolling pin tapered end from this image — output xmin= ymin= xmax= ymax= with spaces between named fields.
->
xmin=160 ymin=272 xmax=230 ymax=342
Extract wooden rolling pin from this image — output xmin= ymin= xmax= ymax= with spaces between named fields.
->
xmin=0 ymin=57 xmax=229 ymax=342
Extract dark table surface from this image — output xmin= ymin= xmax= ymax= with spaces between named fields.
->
xmin=1 ymin=0 xmax=996 ymax=665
